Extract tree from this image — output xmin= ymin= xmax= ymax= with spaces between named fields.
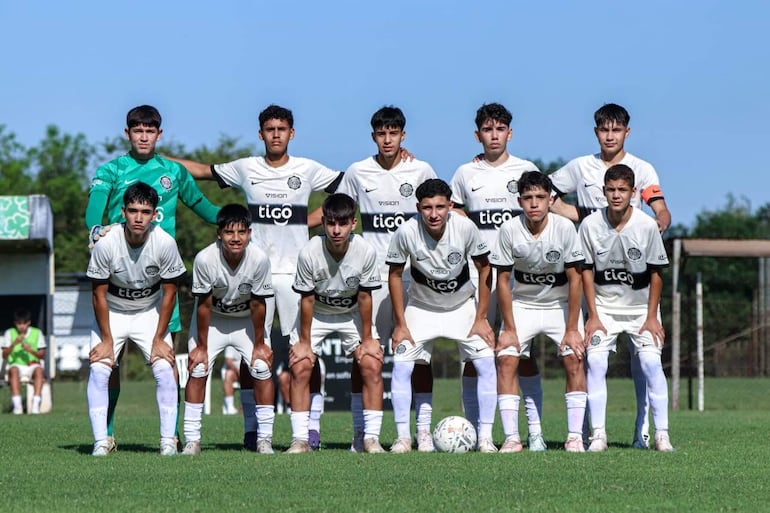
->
xmin=0 ymin=125 xmax=33 ymax=195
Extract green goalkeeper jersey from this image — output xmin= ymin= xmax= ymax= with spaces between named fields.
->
xmin=86 ymin=153 xmax=219 ymax=236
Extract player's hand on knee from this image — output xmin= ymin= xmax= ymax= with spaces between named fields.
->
xmin=496 ymin=329 xmax=519 ymax=353
xmin=469 ymin=318 xmax=494 ymax=348
xmin=89 ymin=341 xmax=115 ymax=365
xmin=188 ymin=346 xmax=209 ymax=374
xmin=560 ymin=329 xmax=585 ymax=360
xmin=289 ymin=342 xmax=315 ymax=367
xmin=640 ymin=317 xmax=665 ymax=348
xmin=391 ymin=326 xmax=414 ymax=351
xmin=150 ymin=339 xmax=175 ymax=366
xmin=583 ymin=318 xmax=607 ymax=347
xmin=252 ymin=343 xmax=274 ymax=370
xmin=355 ymin=337 xmax=384 ymax=364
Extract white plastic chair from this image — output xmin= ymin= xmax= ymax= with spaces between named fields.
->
xmin=175 ymin=353 xmax=212 ymax=415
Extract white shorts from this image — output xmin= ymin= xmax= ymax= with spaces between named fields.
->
xmin=497 ymin=304 xmax=584 ymax=358
xmin=394 ymin=297 xmax=494 ymax=364
xmin=371 ymin=272 xmax=409 ymax=348
xmin=90 ymin=306 xmax=172 ymax=364
xmin=586 ymin=309 xmax=662 ymax=355
xmin=6 ymin=363 xmax=44 ymax=381
xmin=266 ymin=273 xmax=300 ymax=337
xmin=189 ymin=314 xmax=267 ymax=377
xmin=289 ymin=311 xmax=379 ymax=357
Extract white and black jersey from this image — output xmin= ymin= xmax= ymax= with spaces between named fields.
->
xmin=550 ymin=152 xmax=664 ymax=215
xmin=87 ymin=224 xmax=186 ymax=312
xmin=579 ymin=207 xmax=669 ymax=315
xmin=450 ymin=156 xmax=540 ymax=248
xmin=337 ymin=157 xmax=437 ymax=274
xmin=293 ymin=234 xmax=381 ymax=315
xmin=212 ymin=156 xmax=341 ymax=274
xmin=387 ymin=212 xmax=489 ymax=311
xmin=490 ymin=213 xmax=585 ymax=309
xmin=191 ymin=242 xmax=274 ymax=318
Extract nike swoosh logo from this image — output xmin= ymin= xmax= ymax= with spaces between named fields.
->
xmin=113 ymin=268 xmax=125 ymax=273
xmin=584 ymin=183 xmax=596 ymax=188
xmin=124 ymin=179 xmax=138 ymax=186
xmin=597 ymin=250 xmax=609 ymax=256
xmin=251 ymin=180 xmax=265 ymax=185
xmin=471 ymin=186 xmax=484 ymax=191
xmin=416 ymin=256 xmax=429 ymax=261
xmin=365 ymin=187 xmax=377 ymax=193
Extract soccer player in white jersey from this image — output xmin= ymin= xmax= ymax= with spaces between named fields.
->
xmin=86 ymin=182 xmax=186 ymax=456
xmin=286 ymin=193 xmax=384 ymax=453
xmin=337 ymin=106 xmax=438 ymax=452
xmin=550 ymin=103 xmax=672 ymax=448
xmin=387 ymin=179 xmax=498 ymax=453
xmin=182 ymin=204 xmax=275 ymax=455
xmin=170 ymin=105 xmax=342 ymax=450
xmin=450 ymin=103 xmax=548 ymax=451
xmin=490 ymin=171 xmax=587 ymax=453
xmin=579 ymin=164 xmax=674 ymax=452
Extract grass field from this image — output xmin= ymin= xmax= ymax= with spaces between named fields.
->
xmin=1 ymin=377 xmax=769 ymax=513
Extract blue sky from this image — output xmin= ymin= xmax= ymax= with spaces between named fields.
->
xmin=1 ymin=1 xmax=767 ymax=228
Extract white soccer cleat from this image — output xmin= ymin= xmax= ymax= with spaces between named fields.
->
xmin=587 ymin=432 xmax=608 ymax=452
xmin=284 ymin=440 xmax=311 ymax=454
xmin=363 ymin=437 xmax=386 ymax=454
xmin=222 ymin=405 xmax=238 ymax=415
xmin=499 ymin=435 xmax=524 ymax=453
xmin=256 ymin=438 xmax=275 ymax=454
xmin=654 ymin=432 xmax=675 ymax=452
xmin=92 ymin=439 xmax=112 ymax=457
xmin=416 ymin=430 xmax=435 ymax=452
xmin=160 ymin=438 xmax=178 ymax=456
xmin=182 ymin=441 xmax=201 ymax=455
xmin=528 ymin=433 xmax=547 ymax=452
xmin=349 ymin=431 xmax=364 ymax=453
xmin=12 ymin=405 xmax=23 ymax=415
xmin=31 ymin=405 xmax=41 ymax=415
xmin=564 ymin=435 xmax=585 ymax=453
xmin=477 ymin=437 xmax=498 ymax=453
xmin=390 ymin=437 xmax=413 ymax=454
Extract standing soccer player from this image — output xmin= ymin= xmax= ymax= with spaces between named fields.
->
xmin=490 ymin=171 xmax=587 ymax=452
xmin=579 ymin=164 xmax=673 ymax=452
xmin=387 ymin=179 xmax=498 ymax=453
xmin=286 ymin=193 xmax=384 ymax=453
xmin=86 ymin=183 xmax=186 ymax=456
xmin=182 ymin=204 xmax=275 ymax=455
xmin=550 ymin=103 xmax=672 ymax=448
xmin=336 ymin=106 xmax=438 ymax=452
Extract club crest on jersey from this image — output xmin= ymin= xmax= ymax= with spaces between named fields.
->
xmin=91 ymin=178 xmax=103 ymax=187
xmin=545 ymin=250 xmax=561 ymax=263
xmin=507 ymin=180 xmax=518 ymax=194
xmin=399 ymin=183 xmax=414 ymax=198
xmin=345 ymin=276 xmax=360 ymax=288
xmin=145 ymin=265 xmax=160 ymax=277
xmin=287 ymin=176 xmax=302 ymax=190
xmin=447 ymin=251 xmax=462 ymax=265
xmin=238 ymin=283 xmax=253 ymax=294
xmin=160 ymin=176 xmax=173 ymax=191
xmin=627 ymin=248 xmax=642 ymax=261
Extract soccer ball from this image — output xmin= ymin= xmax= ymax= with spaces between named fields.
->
xmin=432 ymin=416 xmax=477 ymax=453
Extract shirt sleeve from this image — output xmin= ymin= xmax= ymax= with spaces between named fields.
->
xmin=386 ymin=226 xmax=409 ymax=266
xmin=646 ymin=224 xmax=669 ymax=268
xmin=309 ymin=160 xmax=343 ymax=192
xmin=359 ymin=244 xmax=382 ymax=291
xmin=466 ymin=219 xmax=490 ymax=258
xmin=490 ymin=224 xmax=514 ymax=268
xmin=561 ymin=221 xmax=586 ymax=266
xmin=578 ymin=221 xmax=594 ymax=266
xmin=191 ymin=252 xmax=213 ymax=296
xmin=86 ymin=239 xmax=113 ymax=281
xmin=292 ymin=244 xmax=317 ymax=294
xmin=549 ymin=159 xmax=578 ymax=196
xmin=251 ymin=255 xmax=275 ymax=298
xmin=337 ymin=168 xmax=359 ymax=202
xmin=159 ymin=235 xmax=186 ymax=281
xmin=449 ymin=168 xmax=467 ymax=206
xmin=85 ymin=163 xmax=116 ymax=228
xmin=212 ymin=158 xmax=250 ymax=189
xmin=176 ymin=165 xmax=221 ymax=224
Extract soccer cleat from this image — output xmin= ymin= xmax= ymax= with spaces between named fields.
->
xmin=182 ymin=441 xmax=201 ymax=455
xmin=416 ymin=430 xmax=435 ymax=452
xmin=105 ymin=436 xmax=117 ymax=453
xmin=499 ymin=435 xmax=524 ymax=453
xmin=12 ymin=405 xmax=23 ymax=415
xmin=160 ymin=438 xmax=178 ymax=456
xmin=654 ymin=432 xmax=675 ymax=452
xmin=349 ymin=431 xmax=364 ymax=453
xmin=390 ymin=437 xmax=413 ymax=454
xmin=31 ymin=405 xmax=41 ymax=415
xmin=477 ymin=437 xmax=498 ymax=453
xmin=222 ymin=405 xmax=238 ymax=415
xmin=564 ymin=435 xmax=586 ymax=453
xmin=528 ymin=433 xmax=547 ymax=452
xmin=363 ymin=437 xmax=386 ymax=454
xmin=587 ymin=432 xmax=608 ymax=452
xmin=92 ymin=439 xmax=112 ymax=457
xmin=284 ymin=439 xmax=311 ymax=454
xmin=308 ymin=429 xmax=321 ymax=450
xmin=256 ymin=438 xmax=275 ymax=454
xmin=243 ymin=431 xmax=257 ymax=451
xmin=632 ymin=434 xmax=650 ymax=449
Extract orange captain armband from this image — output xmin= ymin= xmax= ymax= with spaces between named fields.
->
xmin=641 ymin=184 xmax=665 ymax=204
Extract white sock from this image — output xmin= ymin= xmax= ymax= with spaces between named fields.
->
xmin=183 ymin=401 xmax=204 ymax=442
xmin=391 ymin=361 xmax=414 ymax=439
xmin=414 ymin=392 xmax=433 ymax=434
xmin=461 ymin=375 xmax=479 ymax=428
xmin=519 ymin=374 xmax=543 ymax=436
xmin=87 ymin=362 xmax=112 ymax=441
xmin=290 ymin=411 xmax=310 ymax=441
xmin=309 ymin=392 xmax=324 ymax=432
xmin=152 ymin=359 xmax=178 ymax=439
xmin=11 ymin=395 xmax=22 ymax=410
xmin=472 ymin=357 xmax=497 ymax=440
xmin=498 ymin=394 xmax=520 ymax=439
xmin=350 ymin=393 xmax=364 ymax=436
xmin=630 ymin=347 xmax=650 ymax=439
xmin=638 ymin=351 xmax=669 ymax=431
xmin=256 ymin=405 xmax=275 ymax=440
xmin=240 ymin=390 xmax=257 ymax=433
xmin=224 ymin=396 xmax=235 ymax=411
xmin=363 ymin=409 xmax=383 ymax=439
xmin=565 ymin=391 xmax=588 ymax=437
xmin=586 ymin=351 xmax=609 ymax=433
xmin=32 ymin=395 xmax=42 ymax=410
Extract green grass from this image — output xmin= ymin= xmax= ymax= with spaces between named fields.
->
xmin=1 ymin=378 xmax=769 ymax=512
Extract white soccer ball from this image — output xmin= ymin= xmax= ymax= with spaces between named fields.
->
xmin=432 ymin=416 xmax=477 ymax=453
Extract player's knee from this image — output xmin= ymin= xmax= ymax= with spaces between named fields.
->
xmin=358 ymin=356 xmax=382 ymax=378
xmin=190 ymin=363 xmax=209 ymax=379
xmin=248 ymin=359 xmax=271 ymax=381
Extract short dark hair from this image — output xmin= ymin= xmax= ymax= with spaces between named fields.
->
xmin=322 ymin=193 xmax=356 ymax=223
xmin=518 ymin=171 xmax=553 ymax=195
xmin=594 ymin=103 xmax=630 ymax=127
xmin=217 ymin=204 xmax=251 ymax=231
xmin=123 ymin=182 xmax=159 ymax=208
xmin=371 ymin=106 xmax=406 ymax=131
xmin=416 ymin=178 xmax=452 ymax=202
xmin=604 ymin=164 xmax=635 ymax=187
xmin=13 ymin=307 xmax=32 ymax=323
xmin=126 ymin=105 xmax=162 ymax=129
xmin=475 ymin=103 xmax=512 ymax=129
xmin=259 ymin=104 xmax=294 ymax=129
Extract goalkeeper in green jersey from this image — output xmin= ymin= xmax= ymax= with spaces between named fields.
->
xmin=85 ymin=105 xmax=221 ymax=450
